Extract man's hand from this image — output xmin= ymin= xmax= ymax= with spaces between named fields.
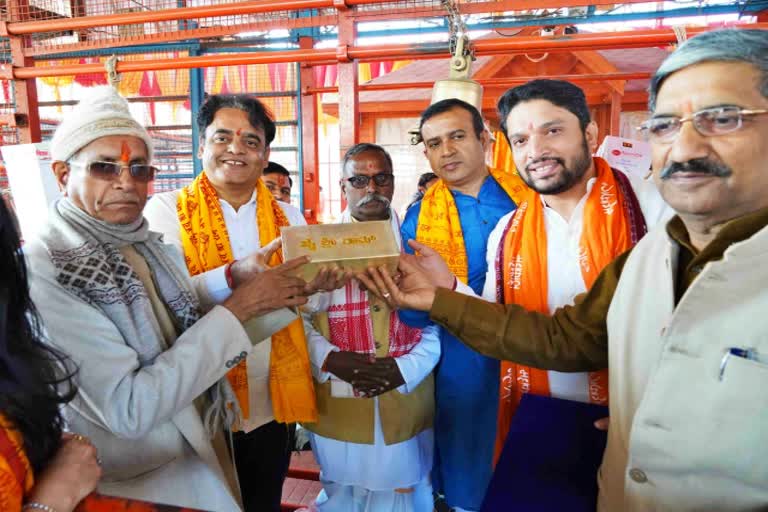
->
xmin=356 ymin=255 xmax=438 ymax=312
xmin=323 ymin=351 xmax=375 ymax=384
xmin=229 ymin=238 xmax=284 ymax=288
xmin=406 ymin=239 xmax=456 ymax=289
xmin=324 ymin=353 xmax=405 ymax=398
xmin=303 ymin=266 xmax=353 ymax=296
xmin=223 ymin=256 xmax=310 ymax=322
xmin=351 ymin=357 xmax=405 ymax=398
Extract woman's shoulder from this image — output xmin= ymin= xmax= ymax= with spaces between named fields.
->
xmin=0 ymin=415 xmax=34 ymax=510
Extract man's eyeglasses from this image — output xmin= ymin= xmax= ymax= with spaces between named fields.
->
xmin=638 ymin=106 xmax=768 ymax=143
xmin=346 ymin=173 xmax=394 ymax=189
xmin=68 ymin=160 xmax=157 ymax=183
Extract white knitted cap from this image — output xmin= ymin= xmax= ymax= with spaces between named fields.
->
xmin=50 ymin=85 xmax=154 ymax=163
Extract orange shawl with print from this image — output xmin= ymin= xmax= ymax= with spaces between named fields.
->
xmin=494 ymin=157 xmax=646 ymax=462
xmin=177 ymin=173 xmax=317 ymax=424
xmin=415 ymin=167 xmax=526 ymax=283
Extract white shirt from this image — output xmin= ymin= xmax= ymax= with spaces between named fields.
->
xmin=145 ymin=187 xmax=307 ymax=300
xmin=457 ymin=172 xmax=672 ymax=402
xmin=203 ymin=194 xmax=306 ymax=302
xmin=144 ymin=187 xmax=310 ymax=431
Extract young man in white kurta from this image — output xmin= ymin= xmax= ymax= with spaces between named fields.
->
xmin=455 ymin=81 xmax=671 ymax=405
xmin=477 ymin=171 xmax=670 ymax=400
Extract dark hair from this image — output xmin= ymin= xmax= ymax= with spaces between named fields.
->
xmin=264 ymin=161 xmax=292 ymax=187
xmin=418 ymin=172 xmax=438 ymax=188
xmin=649 ymin=29 xmax=768 ymax=110
xmin=497 ymin=80 xmax=591 ymax=142
xmin=197 ymin=94 xmax=276 ymax=146
xmin=405 ymin=190 xmax=425 ymax=212
xmin=419 ymin=98 xmax=485 ymax=139
xmin=0 ymin=197 xmax=76 ymax=473
xmin=342 ymin=143 xmax=393 ymax=175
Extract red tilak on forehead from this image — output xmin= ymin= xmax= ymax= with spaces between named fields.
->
xmin=120 ymin=141 xmax=131 ymax=161
xmin=236 ymin=128 xmax=242 ymax=136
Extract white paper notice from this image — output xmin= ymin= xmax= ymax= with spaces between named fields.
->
xmin=597 ymin=135 xmax=652 ymax=179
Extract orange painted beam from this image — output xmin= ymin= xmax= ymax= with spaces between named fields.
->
xmin=6 ymin=0 xmax=344 ymax=34
xmin=17 ymin=0 xmax=655 ymax=57
xmin=323 ymin=90 xmax=649 ymax=117
xmin=350 ymin=0 xmax=653 ymax=22
xmin=7 ymin=0 xmax=41 ymax=144
xmin=11 ymin=24 xmax=767 ymax=79
xmin=5 ymin=0 xmax=653 ymax=34
xmin=8 ymin=49 xmax=336 ymax=78
xmin=24 ymin=15 xmax=338 ymax=57
xmin=337 ymin=9 xmax=358 ymax=214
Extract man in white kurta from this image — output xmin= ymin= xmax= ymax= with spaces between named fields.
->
xmin=144 ymin=94 xmax=337 ymax=512
xmin=441 ymin=80 xmax=670 ymax=416
xmin=302 ymin=144 xmax=439 ymax=512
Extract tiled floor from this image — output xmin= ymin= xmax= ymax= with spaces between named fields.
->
xmin=281 ymin=477 xmax=323 ymax=509
xmin=281 ymin=451 xmax=321 ymax=511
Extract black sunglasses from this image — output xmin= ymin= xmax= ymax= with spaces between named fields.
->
xmin=346 ymin=173 xmax=394 ymax=189
xmin=68 ymin=160 xmax=157 ymax=183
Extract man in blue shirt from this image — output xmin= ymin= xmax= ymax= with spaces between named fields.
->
xmin=400 ymin=98 xmax=523 ymax=512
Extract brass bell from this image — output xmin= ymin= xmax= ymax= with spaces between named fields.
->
xmin=430 ymin=78 xmax=483 ymax=113
xmin=410 ymin=34 xmax=484 ymax=145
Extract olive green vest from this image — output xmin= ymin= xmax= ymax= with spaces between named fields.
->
xmin=302 ymin=295 xmax=434 ymax=445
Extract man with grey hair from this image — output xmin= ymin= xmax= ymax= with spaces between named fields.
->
xmin=359 ymin=28 xmax=768 ymax=511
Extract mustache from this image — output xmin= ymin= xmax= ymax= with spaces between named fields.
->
xmin=525 ymin=157 xmax=565 ymax=173
xmin=106 ymin=194 xmax=141 ymax=203
xmin=356 ymin=194 xmax=391 ymax=208
xmin=660 ymin=158 xmax=732 ymax=180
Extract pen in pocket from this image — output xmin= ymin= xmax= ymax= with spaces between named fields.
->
xmin=719 ymin=347 xmax=758 ymax=381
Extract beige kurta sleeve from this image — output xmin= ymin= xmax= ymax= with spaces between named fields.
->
xmin=429 ymin=250 xmax=633 ymax=372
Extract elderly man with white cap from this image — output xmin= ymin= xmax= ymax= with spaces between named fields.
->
xmin=23 ymin=85 xmax=315 ymax=511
